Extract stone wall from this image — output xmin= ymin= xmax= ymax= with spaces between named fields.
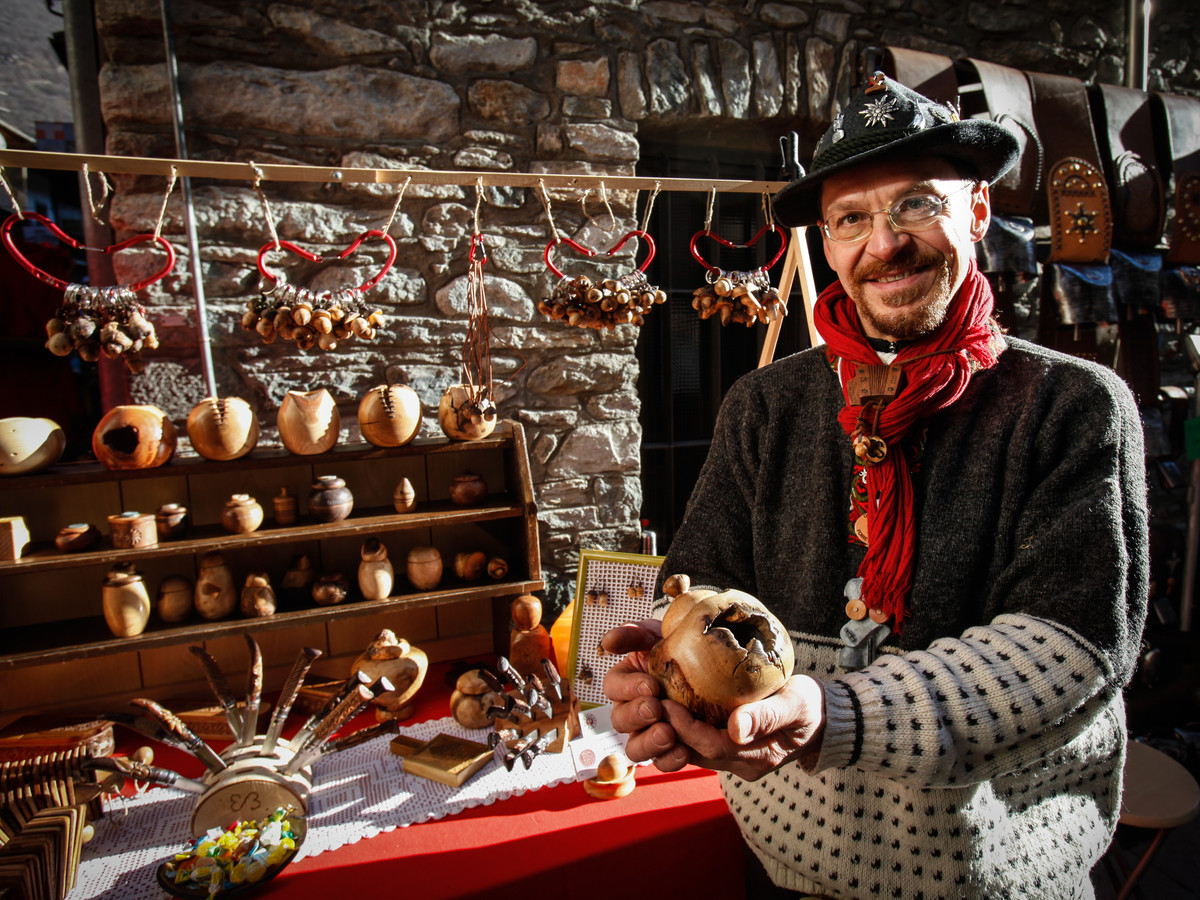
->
xmin=92 ymin=0 xmax=1198 ymax=615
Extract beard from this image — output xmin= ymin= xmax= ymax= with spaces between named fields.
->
xmin=847 ymin=244 xmax=955 ymax=340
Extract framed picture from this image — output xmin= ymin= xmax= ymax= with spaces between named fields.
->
xmin=567 ymin=548 xmax=665 ymax=709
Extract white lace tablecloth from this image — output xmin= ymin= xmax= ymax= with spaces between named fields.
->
xmin=68 ymin=716 xmax=585 ymax=900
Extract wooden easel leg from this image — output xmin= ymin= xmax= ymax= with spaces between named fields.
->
xmin=758 ymin=226 xmax=823 ymax=367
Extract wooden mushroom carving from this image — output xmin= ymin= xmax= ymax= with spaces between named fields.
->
xmin=647 ymin=575 xmax=795 ymax=727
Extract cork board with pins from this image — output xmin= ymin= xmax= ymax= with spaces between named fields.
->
xmin=567 ymin=548 xmax=664 ymax=709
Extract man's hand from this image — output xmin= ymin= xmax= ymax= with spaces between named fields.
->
xmin=603 ymin=621 xmax=826 ymax=780
xmin=660 ymin=675 xmax=826 ymax=781
xmin=601 ymin=620 xmax=690 ymax=770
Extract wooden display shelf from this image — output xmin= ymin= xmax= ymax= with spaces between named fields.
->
xmin=0 ymin=500 xmax=526 ymax=575
xmin=0 ymin=420 xmax=544 ymax=714
xmin=0 ymin=576 xmax=543 ymax=669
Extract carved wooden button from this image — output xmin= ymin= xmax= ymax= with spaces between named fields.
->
xmin=845 ymin=598 xmax=867 ymax=620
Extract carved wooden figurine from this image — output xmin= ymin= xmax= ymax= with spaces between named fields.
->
xmin=352 ymin=629 xmax=428 ymax=721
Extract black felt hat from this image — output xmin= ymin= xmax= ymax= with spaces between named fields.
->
xmin=773 ymin=72 xmax=1021 ymax=227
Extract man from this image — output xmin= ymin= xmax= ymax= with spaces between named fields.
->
xmin=603 ymin=74 xmax=1148 ymax=899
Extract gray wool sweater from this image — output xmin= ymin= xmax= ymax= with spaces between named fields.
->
xmin=657 ymin=337 xmax=1149 ymax=899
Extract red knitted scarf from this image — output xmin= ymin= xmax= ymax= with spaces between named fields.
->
xmin=813 ymin=259 xmax=1000 ymax=631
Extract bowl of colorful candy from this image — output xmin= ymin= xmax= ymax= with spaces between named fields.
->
xmin=156 ymin=806 xmax=305 ymax=897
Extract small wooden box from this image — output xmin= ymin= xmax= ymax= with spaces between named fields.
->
xmin=390 ymin=733 xmax=492 ymax=787
xmin=0 ymin=516 xmax=30 ymax=561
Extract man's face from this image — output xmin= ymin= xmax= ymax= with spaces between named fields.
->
xmin=819 ymin=157 xmax=990 ymax=341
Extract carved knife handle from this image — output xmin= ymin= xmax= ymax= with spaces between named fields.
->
xmin=261 ymin=646 xmax=322 ymax=755
xmin=130 ymin=698 xmax=227 ymax=774
xmin=188 ymin=645 xmax=244 ymax=738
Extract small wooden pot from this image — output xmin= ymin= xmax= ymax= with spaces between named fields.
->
xmin=195 ymin=551 xmax=236 ymax=620
xmin=240 ymin=572 xmax=277 ymax=618
xmin=55 ymin=523 xmax=101 ymax=553
xmin=358 ymin=538 xmax=394 ymax=601
xmin=312 ymin=572 xmax=350 ymax=606
xmin=102 ymin=563 xmax=151 ymax=637
xmin=0 ymin=417 xmax=65 ymax=476
xmin=186 ymin=396 xmax=259 ymax=461
xmin=92 ymin=405 xmax=176 ymax=470
xmin=221 ymin=494 xmax=264 ymax=534
xmin=278 ymin=389 xmax=339 ymax=456
xmin=108 ymin=511 xmax=157 ymax=549
xmin=448 ymin=472 xmax=488 ymax=506
xmin=156 ymin=574 xmax=194 ymax=623
xmin=406 ymin=546 xmax=443 ymax=591
xmin=358 ymin=383 xmax=421 ymax=448
xmin=155 ymin=503 xmax=188 ymax=541
xmin=307 ymin=476 xmax=353 ymax=523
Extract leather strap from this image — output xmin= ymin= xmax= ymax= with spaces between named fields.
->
xmin=880 ymin=47 xmax=958 ymax=104
xmin=964 ymin=58 xmax=1042 ymax=219
xmin=1155 ymin=92 xmax=1200 ymax=265
xmin=1090 ymin=83 xmax=1167 ymax=249
xmin=1028 ymin=72 xmax=1112 ymax=263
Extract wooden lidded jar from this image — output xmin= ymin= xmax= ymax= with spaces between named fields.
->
xmin=156 ymin=574 xmax=194 ymax=623
xmin=108 ymin=511 xmax=157 ymax=549
xmin=307 ymin=476 xmax=353 ymax=523
xmin=186 ymin=396 xmax=259 ymax=461
xmin=102 ymin=562 xmax=151 ymax=637
xmin=92 ymin=404 xmax=176 ymax=470
xmin=55 ymin=523 xmax=101 ymax=553
xmin=273 ymin=487 xmax=298 ymax=525
xmin=221 ymin=494 xmax=264 ymax=534
xmin=155 ymin=503 xmax=188 ymax=541
xmin=406 ymin=546 xmax=442 ymax=591
xmin=278 ymin=389 xmax=340 ymax=456
xmin=358 ymin=537 xmax=394 ymax=601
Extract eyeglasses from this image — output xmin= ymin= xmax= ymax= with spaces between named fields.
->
xmin=820 ymin=183 xmax=977 ymax=243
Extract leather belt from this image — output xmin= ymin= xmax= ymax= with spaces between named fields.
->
xmin=1090 ymin=83 xmax=1167 ymax=249
xmin=880 ymin=46 xmax=959 ymax=104
xmin=1155 ymin=92 xmax=1200 ymax=265
xmin=964 ymin=58 xmax=1042 ymax=219
xmin=1028 ymin=71 xmax=1112 ymax=264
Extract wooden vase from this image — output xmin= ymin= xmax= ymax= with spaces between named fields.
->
xmin=92 ymin=405 xmax=177 ymax=470
xmin=393 ymin=477 xmax=417 ymax=513
xmin=107 ymin=511 xmax=158 ymax=549
xmin=278 ymin=389 xmax=339 ymax=456
xmin=0 ymin=417 xmax=65 ymax=476
xmin=358 ymin=383 xmax=421 ymax=448
xmin=406 ymin=546 xmax=443 ymax=591
xmin=437 ymin=384 xmax=496 ymax=441
xmin=358 ymin=538 xmax=394 ymax=601
xmin=186 ymin=396 xmax=259 ymax=461
xmin=156 ymin=574 xmax=194 ymax=623
xmin=221 ymin=494 xmax=264 ymax=534
xmin=195 ymin=551 xmax=236 ymax=620
xmin=102 ymin=563 xmax=151 ymax=637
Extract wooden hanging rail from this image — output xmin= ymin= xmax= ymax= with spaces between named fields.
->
xmin=0 ymin=149 xmax=787 ymax=194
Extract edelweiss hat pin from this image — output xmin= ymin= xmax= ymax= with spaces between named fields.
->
xmin=772 ymin=72 xmax=1022 ymax=227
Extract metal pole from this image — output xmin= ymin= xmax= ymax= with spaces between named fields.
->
xmin=159 ymin=0 xmax=218 ymax=399
xmin=62 ymin=0 xmax=129 ymax=409
xmin=1125 ymin=0 xmax=1152 ymax=90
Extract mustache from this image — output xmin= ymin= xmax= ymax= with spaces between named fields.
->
xmin=852 ymin=245 xmax=946 ymax=282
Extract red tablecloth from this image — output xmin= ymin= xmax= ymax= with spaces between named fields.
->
xmin=116 ymin=659 xmax=746 ymax=900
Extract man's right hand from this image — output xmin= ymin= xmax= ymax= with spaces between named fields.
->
xmin=601 ymin=619 xmax=689 ymax=769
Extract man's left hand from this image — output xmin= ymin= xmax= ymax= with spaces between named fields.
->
xmin=655 ymin=675 xmax=827 ymax=782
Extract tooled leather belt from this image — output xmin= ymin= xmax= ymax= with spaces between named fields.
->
xmin=1156 ymin=91 xmax=1200 ymax=266
xmin=1027 ymin=70 xmax=1113 ymax=265
xmin=965 ymin=57 xmax=1042 ymax=220
xmin=1090 ymin=83 xmax=1167 ymax=250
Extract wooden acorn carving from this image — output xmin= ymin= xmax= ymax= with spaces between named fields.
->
xmin=647 ymin=575 xmax=795 ymax=727
xmin=186 ymin=396 xmax=259 ymax=461
xmin=358 ymin=382 xmax=421 ymax=448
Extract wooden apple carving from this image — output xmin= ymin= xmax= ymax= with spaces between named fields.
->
xmin=647 ymin=575 xmax=795 ymax=727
